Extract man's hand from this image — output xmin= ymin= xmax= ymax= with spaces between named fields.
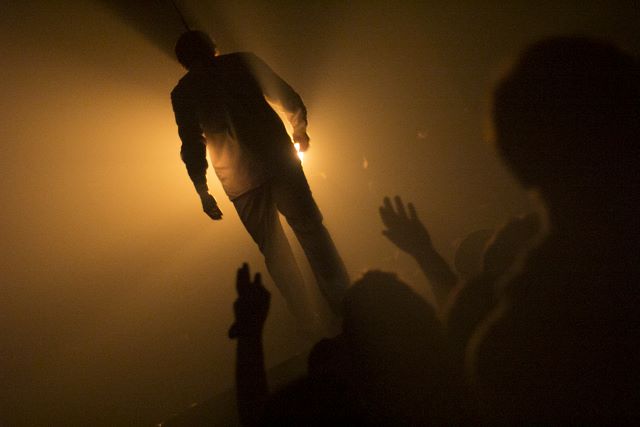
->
xmin=229 ymin=263 xmax=271 ymax=339
xmin=379 ymin=196 xmax=433 ymax=257
xmin=200 ymin=193 xmax=223 ymax=220
xmin=293 ymin=131 xmax=310 ymax=152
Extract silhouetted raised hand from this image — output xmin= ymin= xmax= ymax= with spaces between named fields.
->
xmin=229 ymin=263 xmax=271 ymax=339
xmin=379 ymin=196 xmax=457 ymax=309
xmin=229 ymin=263 xmax=271 ymax=426
xmin=379 ymin=195 xmax=432 ymax=256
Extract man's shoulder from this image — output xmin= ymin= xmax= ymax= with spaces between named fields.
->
xmin=171 ymin=67 xmax=211 ymax=100
xmin=171 ymin=71 xmax=193 ymax=97
xmin=170 ymin=52 xmax=264 ymax=97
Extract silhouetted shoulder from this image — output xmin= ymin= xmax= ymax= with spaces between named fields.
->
xmin=170 ymin=53 xmax=254 ymax=98
xmin=171 ymin=67 xmax=202 ymax=98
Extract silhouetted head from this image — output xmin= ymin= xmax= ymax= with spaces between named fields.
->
xmin=342 ymin=271 xmax=439 ymax=348
xmin=483 ymin=213 xmax=540 ymax=278
xmin=307 ymin=336 xmax=350 ymax=381
xmin=175 ymin=30 xmax=217 ymax=69
xmin=493 ymin=37 xmax=640 ymax=202
xmin=342 ymin=271 xmax=443 ymax=388
xmin=454 ymin=229 xmax=494 ymax=280
xmin=341 ymin=271 xmax=466 ymax=423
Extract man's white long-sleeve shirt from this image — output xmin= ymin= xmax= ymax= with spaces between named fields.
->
xmin=171 ymin=52 xmax=307 ymax=199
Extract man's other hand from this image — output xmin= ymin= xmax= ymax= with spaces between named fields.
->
xmin=200 ymin=193 xmax=223 ymax=220
xmin=293 ymin=132 xmax=310 ymax=152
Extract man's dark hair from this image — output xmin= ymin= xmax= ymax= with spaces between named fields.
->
xmin=175 ymin=30 xmax=217 ymax=69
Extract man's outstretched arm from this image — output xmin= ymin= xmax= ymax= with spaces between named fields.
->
xmin=171 ymin=87 xmax=223 ymax=220
xmin=245 ymin=53 xmax=310 ymax=151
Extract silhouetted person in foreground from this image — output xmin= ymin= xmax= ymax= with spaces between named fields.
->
xmin=468 ymin=37 xmax=640 ymax=423
xmin=171 ymin=31 xmax=350 ymax=326
xmin=445 ymin=212 xmax=539 ymax=373
xmin=339 ymin=271 xmax=468 ymax=425
xmin=378 ymin=196 xmax=541 ymax=379
xmin=229 ymin=263 xmax=270 ymax=426
xmin=230 ymin=264 xmax=469 ymax=425
xmin=230 ymin=263 xmax=360 ymax=426
xmin=379 ymin=196 xmax=500 ymax=305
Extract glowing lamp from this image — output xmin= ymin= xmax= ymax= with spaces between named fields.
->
xmin=294 ymin=142 xmax=304 ymax=164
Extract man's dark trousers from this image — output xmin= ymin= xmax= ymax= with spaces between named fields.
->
xmin=232 ymin=163 xmax=349 ymax=320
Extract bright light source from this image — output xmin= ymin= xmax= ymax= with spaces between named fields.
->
xmin=294 ymin=142 xmax=304 ymax=164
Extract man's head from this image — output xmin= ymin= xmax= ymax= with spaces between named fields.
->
xmin=492 ymin=37 xmax=639 ymax=195
xmin=175 ymin=30 xmax=217 ymax=69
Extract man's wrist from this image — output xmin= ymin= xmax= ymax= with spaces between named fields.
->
xmin=195 ymin=182 xmax=209 ymax=196
xmin=197 ymin=189 xmax=211 ymax=199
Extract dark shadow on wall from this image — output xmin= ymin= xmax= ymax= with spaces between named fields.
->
xmin=97 ymin=0 xmax=194 ymax=58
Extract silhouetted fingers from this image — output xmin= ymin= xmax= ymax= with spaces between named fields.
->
xmin=408 ymin=202 xmax=418 ymax=221
xmin=379 ymin=197 xmax=398 ymax=226
xmin=379 ymin=206 xmax=392 ymax=227
xmin=394 ymin=195 xmax=408 ymax=219
xmin=205 ymin=208 xmax=222 ymax=220
xmin=254 ymin=273 xmax=272 ymax=302
xmin=236 ymin=263 xmax=250 ymax=295
xmin=208 ymin=206 xmax=223 ymax=220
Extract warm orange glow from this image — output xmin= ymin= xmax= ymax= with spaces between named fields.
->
xmin=294 ymin=142 xmax=304 ymax=164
